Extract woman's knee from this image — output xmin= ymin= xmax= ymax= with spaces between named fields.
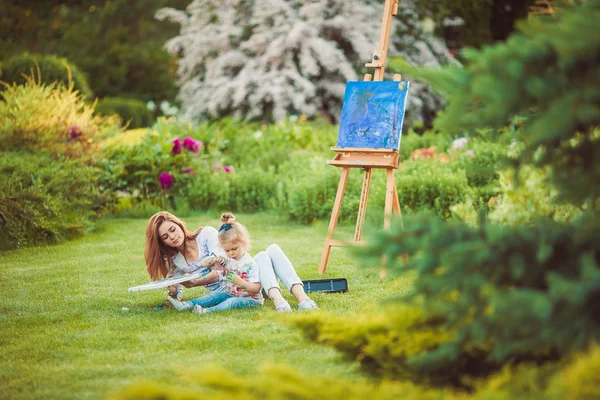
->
xmin=266 ymin=244 xmax=282 ymax=256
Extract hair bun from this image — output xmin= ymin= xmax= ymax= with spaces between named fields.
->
xmin=220 ymin=212 xmax=235 ymax=224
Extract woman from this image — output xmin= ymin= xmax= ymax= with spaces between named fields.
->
xmin=144 ymin=211 xmax=318 ymax=312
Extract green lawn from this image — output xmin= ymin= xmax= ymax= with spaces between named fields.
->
xmin=0 ymin=212 xmax=410 ymax=400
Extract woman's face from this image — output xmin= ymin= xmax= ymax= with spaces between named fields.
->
xmin=158 ymin=220 xmax=184 ymax=248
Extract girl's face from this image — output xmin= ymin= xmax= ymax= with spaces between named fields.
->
xmin=221 ymin=240 xmax=246 ymax=261
xmin=158 ymin=220 xmax=185 ymax=248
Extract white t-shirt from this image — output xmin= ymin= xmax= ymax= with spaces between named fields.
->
xmin=170 ymin=226 xmax=227 ymax=293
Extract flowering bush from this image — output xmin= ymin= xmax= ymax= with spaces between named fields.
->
xmin=0 ymin=76 xmax=121 ymax=161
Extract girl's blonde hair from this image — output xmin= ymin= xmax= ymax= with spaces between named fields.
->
xmin=218 ymin=212 xmax=251 ymax=251
xmin=144 ymin=211 xmax=201 ymax=280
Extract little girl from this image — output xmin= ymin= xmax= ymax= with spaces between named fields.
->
xmin=167 ymin=213 xmax=264 ymax=314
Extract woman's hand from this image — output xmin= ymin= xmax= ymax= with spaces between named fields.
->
xmin=167 ymin=285 xmax=178 ymax=296
xmin=200 ymin=256 xmax=228 ymax=268
xmin=182 ymin=270 xmax=220 ymax=288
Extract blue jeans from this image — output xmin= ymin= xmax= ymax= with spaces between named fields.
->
xmin=187 ymin=291 xmax=261 ymax=313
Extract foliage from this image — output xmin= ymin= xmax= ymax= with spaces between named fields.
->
xmin=280 ymin=154 xmax=362 ymax=224
xmin=0 ymin=52 xmax=93 ymax=98
xmin=0 ymin=151 xmax=113 ymax=250
xmin=95 ymin=96 xmax=155 ymax=129
xmin=0 ymin=77 xmax=120 ymax=249
xmin=393 ymin=160 xmax=471 ymax=219
xmin=0 ymin=0 xmax=189 ymax=104
xmin=109 ymin=341 xmax=600 ymax=400
xmin=399 ymin=129 xmax=453 ymax=161
xmin=394 ymin=0 xmax=600 ymax=206
xmin=414 ymin=0 xmax=536 ymax=49
xmin=0 ymin=76 xmax=122 ymax=160
xmin=102 ymin=117 xmax=504 ymax=222
xmin=355 ymin=214 xmax=600 ymax=383
xmin=184 ymin=165 xmax=282 ymax=214
xmin=287 ymin=1 xmax=600 ymax=391
xmin=100 ymin=125 xmax=207 ymax=207
xmin=288 ymin=306 xmax=474 ymax=386
xmin=156 ymin=0 xmax=455 ymax=125
xmin=488 ymin=165 xmax=583 ymax=225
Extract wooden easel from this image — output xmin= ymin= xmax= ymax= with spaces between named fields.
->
xmin=318 ymin=0 xmax=404 ymax=274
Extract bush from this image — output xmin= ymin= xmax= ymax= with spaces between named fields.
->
xmin=399 ymin=129 xmax=453 ymax=161
xmin=184 ymin=165 xmax=282 ymax=213
xmin=358 ymin=215 xmax=600 ymax=382
xmin=100 ymin=125 xmax=210 ymax=209
xmin=95 ymin=97 xmax=155 ymax=129
xmin=1 ymin=53 xmax=93 ymax=98
xmin=279 ymin=154 xmax=362 ymax=224
xmin=0 ymin=151 xmax=113 ymax=250
xmin=0 ymin=76 xmax=122 ymax=160
xmin=388 ymin=160 xmax=471 ymax=219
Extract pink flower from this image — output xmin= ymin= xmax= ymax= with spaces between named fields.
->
xmin=172 ymin=138 xmax=182 ymax=155
xmin=224 ymin=165 xmax=235 ymax=173
xmin=159 ymin=172 xmax=174 ymax=189
xmin=213 ymin=163 xmax=222 ymax=171
xmin=182 ymin=168 xmax=194 ymax=175
xmin=183 ymin=137 xmax=203 ymax=154
xmin=68 ymin=125 xmax=81 ymax=141
xmin=465 ymin=150 xmax=474 ymax=158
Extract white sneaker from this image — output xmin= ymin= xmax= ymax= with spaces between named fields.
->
xmin=298 ymin=298 xmax=318 ymax=311
xmin=275 ymin=300 xmax=292 ymax=312
xmin=192 ymin=305 xmax=209 ymax=315
xmin=167 ymin=297 xmax=192 ymax=311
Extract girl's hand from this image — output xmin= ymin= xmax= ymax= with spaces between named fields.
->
xmin=167 ymin=285 xmax=178 ymax=296
xmin=226 ymin=271 xmax=236 ymax=283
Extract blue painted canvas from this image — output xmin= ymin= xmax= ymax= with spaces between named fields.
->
xmin=336 ymin=80 xmax=409 ymax=150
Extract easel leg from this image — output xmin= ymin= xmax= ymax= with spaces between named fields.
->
xmin=384 ymin=168 xmax=396 ymax=230
xmin=392 ymin=179 xmax=403 ymax=229
xmin=354 ymin=168 xmax=372 ymax=242
xmin=381 ymin=168 xmax=398 ymax=278
xmin=391 ymin=174 xmax=408 ymax=263
xmin=319 ymin=167 xmax=350 ymax=274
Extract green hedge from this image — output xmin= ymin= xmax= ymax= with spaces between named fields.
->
xmin=0 ymin=151 xmax=113 ymax=250
xmin=1 ymin=53 xmax=93 ymax=98
xmin=95 ymin=97 xmax=155 ymax=129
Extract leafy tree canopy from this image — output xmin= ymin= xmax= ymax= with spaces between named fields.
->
xmin=0 ymin=0 xmax=189 ymax=103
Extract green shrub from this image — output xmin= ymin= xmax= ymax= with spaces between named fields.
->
xmin=0 ymin=151 xmax=113 ymax=250
xmin=399 ymin=129 xmax=453 ymax=161
xmin=100 ymin=126 xmax=210 ymax=210
xmin=0 ymin=76 xmax=121 ymax=160
xmin=279 ymin=154 xmax=362 ymax=224
xmin=96 ymin=97 xmax=155 ymax=129
xmin=358 ymin=215 xmax=600 ymax=381
xmin=1 ymin=53 xmax=93 ymax=98
xmin=184 ymin=165 xmax=282 ymax=213
xmin=387 ymin=160 xmax=471 ymax=219
xmin=489 ymin=166 xmax=583 ymax=225
xmin=288 ymin=307 xmax=483 ymax=387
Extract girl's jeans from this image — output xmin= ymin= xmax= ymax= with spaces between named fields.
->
xmin=187 ymin=291 xmax=260 ymax=313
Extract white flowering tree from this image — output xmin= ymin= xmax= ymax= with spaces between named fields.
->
xmin=156 ymin=0 xmax=457 ymax=124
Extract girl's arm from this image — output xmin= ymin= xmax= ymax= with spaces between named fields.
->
xmin=227 ymin=273 xmax=261 ymax=294
xmin=226 ymin=258 xmax=261 ymax=294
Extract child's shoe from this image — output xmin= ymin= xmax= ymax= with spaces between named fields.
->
xmin=275 ymin=300 xmax=292 ymax=312
xmin=192 ymin=305 xmax=210 ymax=315
xmin=167 ymin=297 xmax=192 ymax=311
xmin=298 ymin=298 xmax=318 ymax=311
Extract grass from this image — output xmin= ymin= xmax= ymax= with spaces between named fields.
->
xmin=0 ymin=212 xmax=411 ymax=400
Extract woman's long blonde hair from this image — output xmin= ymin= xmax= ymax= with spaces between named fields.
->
xmin=144 ymin=211 xmax=201 ymax=280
